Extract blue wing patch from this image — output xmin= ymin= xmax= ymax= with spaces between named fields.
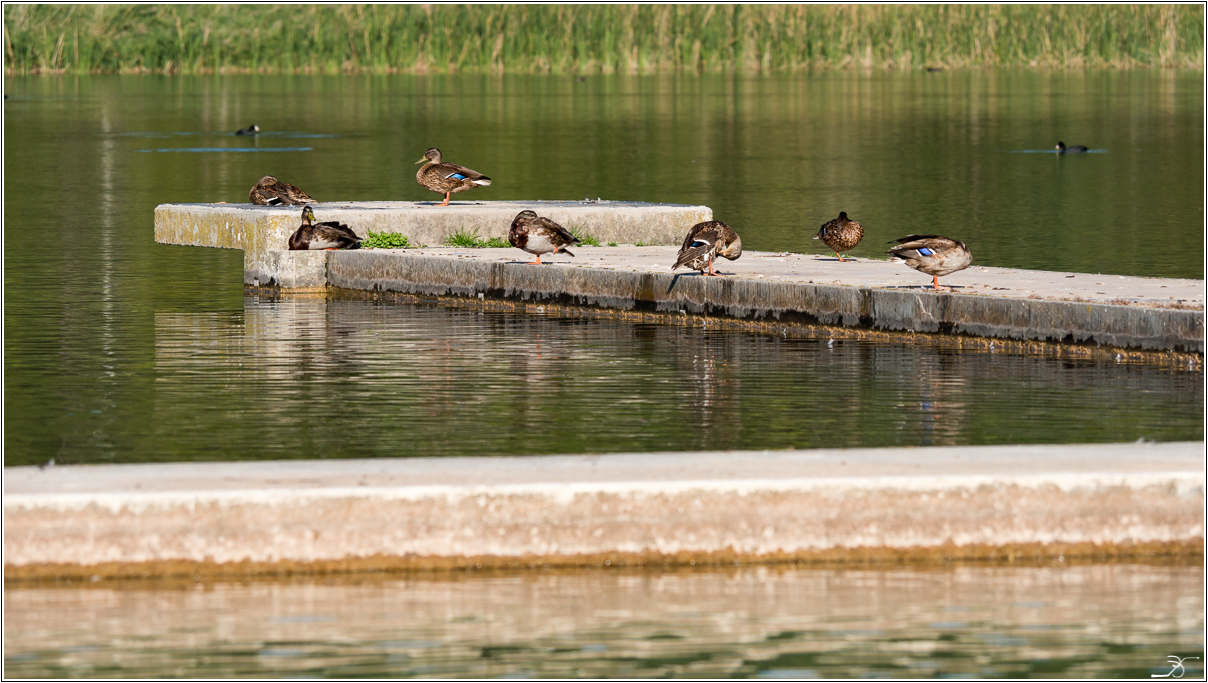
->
xmin=918 ymin=247 xmax=934 ymax=256
xmin=447 ymin=172 xmax=467 ymax=180
xmin=691 ymin=240 xmax=710 ymax=248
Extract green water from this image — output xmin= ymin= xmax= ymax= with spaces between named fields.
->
xmin=3 ymin=72 xmax=1203 ymax=465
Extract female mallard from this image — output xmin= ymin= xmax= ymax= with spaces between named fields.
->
xmin=886 ymin=234 xmax=972 ymax=291
xmin=288 ymin=205 xmax=362 ymax=251
xmin=508 ymin=210 xmax=579 ymax=264
xmin=1055 ymin=141 xmax=1088 ymax=153
xmin=672 ymin=221 xmax=743 ymax=276
xmin=415 ymin=147 xmax=491 ymax=206
xmin=813 ymin=211 xmax=863 ymax=262
xmin=235 ymin=124 xmax=260 ymax=136
xmin=250 ymin=175 xmax=315 ymax=206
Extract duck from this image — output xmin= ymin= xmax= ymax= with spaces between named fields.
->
xmin=249 ymin=175 xmax=315 ymax=206
xmin=1055 ymin=141 xmax=1088 ymax=153
xmin=415 ymin=147 xmax=491 ymax=206
xmin=813 ymin=211 xmax=864 ymax=262
xmin=886 ymin=234 xmax=972 ymax=291
xmin=288 ymin=206 xmax=362 ymax=251
xmin=235 ymin=124 xmax=260 ymax=136
xmin=672 ymin=221 xmax=743 ymax=276
xmin=508 ymin=210 xmax=579 ymax=264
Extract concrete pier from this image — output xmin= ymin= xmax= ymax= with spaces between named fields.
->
xmin=154 ymin=202 xmax=1204 ymax=353
xmin=4 ymin=442 xmax=1202 ymax=579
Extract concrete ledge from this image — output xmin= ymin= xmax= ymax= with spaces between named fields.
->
xmin=4 ymin=443 xmax=1202 ymax=576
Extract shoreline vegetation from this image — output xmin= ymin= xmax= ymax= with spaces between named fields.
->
xmin=4 ymin=5 xmax=1203 ymax=75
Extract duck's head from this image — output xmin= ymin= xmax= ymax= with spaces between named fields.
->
xmin=416 ymin=148 xmax=442 ymax=165
xmin=838 ymin=211 xmax=849 ymax=221
xmin=257 ymin=175 xmax=277 ymax=186
xmin=301 ymin=205 xmax=315 ymax=223
xmin=515 ymin=210 xmax=538 ymax=220
xmin=720 ymin=235 xmax=743 ymax=261
xmin=250 ymin=124 xmax=260 ymax=133
xmin=1055 ymin=142 xmax=1066 ymax=151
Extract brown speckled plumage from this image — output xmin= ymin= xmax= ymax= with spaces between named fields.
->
xmin=288 ymin=206 xmax=362 ymax=251
xmin=508 ymin=210 xmax=579 ymax=264
xmin=886 ymin=234 xmax=972 ymax=291
xmin=415 ymin=148 xmax=491 ymax=206
xmin=249 ymin=175 xmax=315 ymax=206
xmin=673 ymin=221 xmax=743 ymax=276
xmin=812 ymin=211 xmax=864 ymax=261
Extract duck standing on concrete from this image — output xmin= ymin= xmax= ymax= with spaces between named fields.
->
xmin=672 ymin=221 xmax=743 ymax=276
xmin=235 ymin=124 xmax=260 ymax=136
xmin=288 ymin=205 xmax=362 ymax=251
xmin=813 ymin=211 xmax=864 ymax=262
xmin=415 ymin=147 xmax=491 ymax=206
xmin=887 ymin=235 xmax=972 ymax=291
xmin=1055 ymin=141 xmax=1088 ymax=153
xmin=249 ymin=175 xmax=315 ymax=206
xmin=509 ymin=210 xmax=579 ymax=264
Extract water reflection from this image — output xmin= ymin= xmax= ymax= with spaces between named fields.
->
xmin=5 ymin=563 xmax=1201 ymax=678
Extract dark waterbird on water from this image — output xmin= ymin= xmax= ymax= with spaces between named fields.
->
xmin=508 ymin=210 xmax=579 ymax=265
xmin=673 ymin=221 xmax=743 ymax=276
xmin=415 ymin=147 xmax=491 ymax=206
xmin=288 ymin=206 xmax=362 ymax=251
xmin=887 ymin=235 xmax=972 ymax=291
xmin=813 ymin=211 xmax=864 ymax=262
xmin=249 ymin=175 xmax=315 ymax=206
xmin=1055 ymin=141 xmax=1088 ymax=153
xmin=235 ymin=124 xmax=260 ymax=136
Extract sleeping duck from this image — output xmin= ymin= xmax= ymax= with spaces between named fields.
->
xmin=813 ymin=211 xmax=864 ymax=261
xmin=1055 ymin=141 xmax=1088 ymax=153
xmin=415 ymin=147 xmax=491 ymax=206
xmin=508 ymin=210 xmax=579 ymax=264
xmin=288 ymin=205 xmax=362 ymax=251
xmin=249 ymin=175 xmax=315 ymax=206
xmin=672 ymin=221 xmax=743 ymax=276
xmin=235 ymin=124 xmax=260 ymax=136
xmin=886 ymin=234 xmax=972 ymax=291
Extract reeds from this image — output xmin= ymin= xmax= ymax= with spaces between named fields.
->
xmin=4 ymin=5 xmax=1202 ymax=75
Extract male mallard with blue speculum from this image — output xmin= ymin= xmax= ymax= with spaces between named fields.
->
xmin=509 ymin=210 xmax=579 ymax=264
xmin=288 ymin=205 xmax=363 ymax=251
xmin=249 ymin=175 xmax=315 ymax=206
xmin=813 ymin=211 xmax=864 ymax=261
xmin=415 ymin=147 xmax=491 ymax=206
xmin=672 ymin=221 xmax=743 ymax=276
xmin=886 ymin=235 xmax=972 ymax=291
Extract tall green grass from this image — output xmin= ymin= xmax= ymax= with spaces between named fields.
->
xmin=4 ymin=5 xmax=1203 ymax=75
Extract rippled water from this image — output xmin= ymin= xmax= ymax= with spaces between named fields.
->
xmin=5 ymin=563 xmax=1202 ymax=678
xmin=3 ymin=72 xmax=1203 ymax=465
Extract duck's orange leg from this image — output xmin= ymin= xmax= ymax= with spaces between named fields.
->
xmin=835 ymin=251 xmax=849 ymax=262
xmin=528 ymin=255 xmax=543 ymax=265
xmin=440 ymin=193 xmax=451 ymax=206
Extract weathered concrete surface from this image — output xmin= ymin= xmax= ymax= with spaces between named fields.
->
xmin=4 ymin=442 xmax=1202 ymax=572
xmin=279 ymin=247 xmax=1202 ymax=352
xmin=153 ymin=200 xmax=712 ymax=288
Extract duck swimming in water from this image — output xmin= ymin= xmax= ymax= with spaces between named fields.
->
xmin=508 ymin=210 xmax=579 ymax=264
xmin=673 ymin=221 xmax=743 ymax=276
xmin=1055 ymin=141 xmax=1088 ymax=153
xmin=235 ymin=124 xmax=260 ymax=136
xmin=415 ymin=147 xmax=491 ymax=206
xmin=288 ymin=206 xmax=362 ymax=250
xmin=887 ymin=235 xmax=972 ymax=291
xmin=249 ymin=175 xmax=315 ymax=206
xmin=813 ymin=211 xmax=864 ymax=262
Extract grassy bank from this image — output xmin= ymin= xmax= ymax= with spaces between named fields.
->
xmin=4 ymin=4 xmax=1203 ymax=75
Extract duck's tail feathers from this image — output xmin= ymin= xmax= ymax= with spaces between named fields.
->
xmin=673 ymin=244 xmax=714 ymax=270
xmin=266 ymin=197 xmax=283 ymax=206
xmin=558 ymin=247 xmax=575 ymax=258
xmin=473 ymin=178 xmax=492 ymax=186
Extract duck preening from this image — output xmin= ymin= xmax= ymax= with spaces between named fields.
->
xmin=508 ymin=210 xmax=579 ymax=264
xmin=235 ymin=124 xmax=260 ymax=136
xmin=1055 ymin=141 xmax=1088 ymax=153
xmin=813 ymin=211 xmax=864 ymax=262
xmin=249 ymin=175 xmax=315 ymax=206
xmin=288 ymin=205 xmax=362 ymax=251
xmin=415 ymin=148 xmax=491 ymax=206
xmin=672 ymin=221 xmax=743 ymax=276
xmin=886 ymin=234 xmax=972 ymax=291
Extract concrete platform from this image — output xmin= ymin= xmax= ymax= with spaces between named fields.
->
xmin=4 ymin=442 xmax=1203 ymax=578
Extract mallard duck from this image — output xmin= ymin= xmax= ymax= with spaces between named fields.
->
xmin=886 ymin=234 xmax=972 ymax=291
xmin=813 ymin=211 xmax=864 ymax=262
xmin=415 ymin=148 xmax=491 ymax=206
xmin=288 ymin=205 xmax=362 ymax=251
xmin=1056 ymin=141 xmax=1088 ymax=153
xmin=672 ymin=221 xmax=743 ymax=276
xmin=235 ymin=124 xmax=260 ymax=136
xmin=249 ymin=175 xmax=315 ymax=206
xmin=508 ymin=210 xmax=579 ymax=264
